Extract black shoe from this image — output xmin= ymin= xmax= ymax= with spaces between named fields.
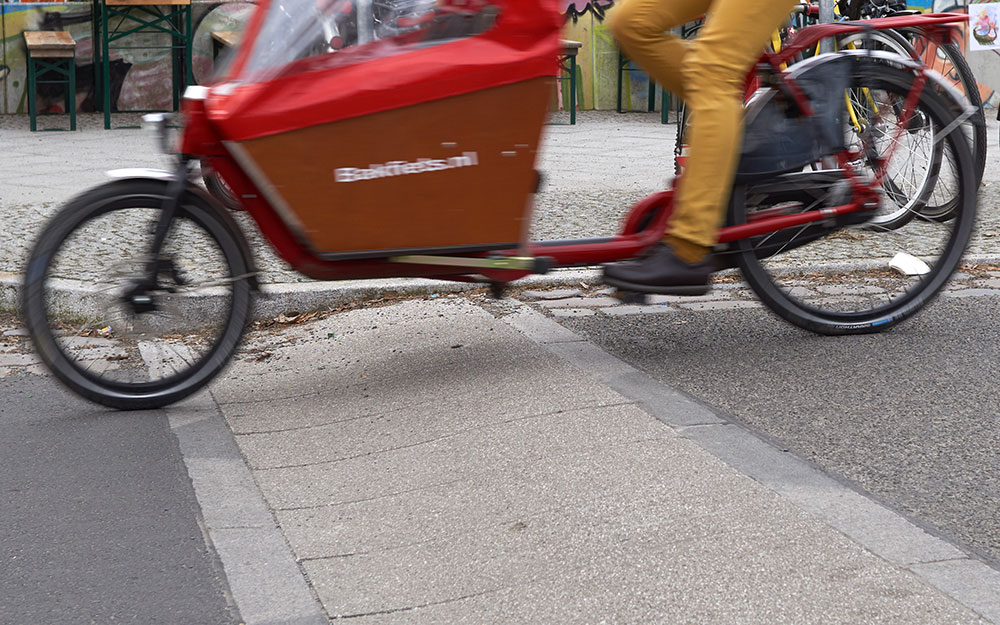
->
xmin=603 ymin=243 xmax=712 ymax=295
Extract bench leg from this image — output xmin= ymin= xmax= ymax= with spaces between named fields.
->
xmin=101 ymin=2 xmax=112 ymax=129
xmin=69 ymin=58 xmax=77 ymax=131
xmin=569 ymin=55 xmax=577 ymax=125
xmin=171 ymin=11 xmax=181 ymax=110
xmin=185 ymin=4 xmax=194 ymax=87
xmin=617 ymin=52 xmax=624 ymax=114
xmin=28 ymin=56 xmax=37 ymax=132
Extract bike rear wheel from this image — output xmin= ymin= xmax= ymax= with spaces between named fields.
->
xmin=731 ymin=61 xmax=976 ymax=335
xmin=22 ymin=179 xmax=255 ymax=409
xmin=201 ymin=158 xmax=243 ymax=211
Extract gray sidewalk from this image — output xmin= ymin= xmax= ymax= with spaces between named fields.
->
xmin=161 ymin=295 xmax=999 ymax=623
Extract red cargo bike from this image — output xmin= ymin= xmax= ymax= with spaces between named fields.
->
xmin=22 ymin=0 xmax=980 ymax=409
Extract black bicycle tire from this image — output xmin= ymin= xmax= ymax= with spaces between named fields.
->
xmin=22 ymin=178 xmax=254 ymax=410
xmin=731 ymin=59 xmax=977 ymax=335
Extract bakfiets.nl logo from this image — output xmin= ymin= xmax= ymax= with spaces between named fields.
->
xmin=334 ymin=152 xmax=479 ymax=183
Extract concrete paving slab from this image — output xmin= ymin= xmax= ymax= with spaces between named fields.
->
xmin=535 ymin=296 xmax=622 ymax=308
xmin=235 ymin=389 xmax=649 ymax=471
xmin=306 ymin=510 xmax=984 ymax=624
xmin=910 ymin=559 xmax=1000 ymax=623
xmin=274 ymin=431 xmax=745 ymax=559
xmin=217 ymin=301 xmax=623 ymax=441
xmin=600 ymin=304 xmax=676 ymax=315
xmin=550 ymin=308 xmax=597 ymax=317
xmin=674 ymin=299 xmax=766 ymax=312
xmin=246 ymin=407 xmax=670 ymax=510
xmin=208 ymin=298 xmax=992 ymax=624
xmin=210 ymin=528 xmax=328 ymax=625
xmin=942 ymin=288 xmax=1000 ymax=299
xmin=163 ymin=389 xmax=328 ymax=625
xmin=519 ymin=289 xmax=584 ymax=300
xmin=683 ymin=423 xmax=967 ymax=567
xmin=346 ymin=529 xmax=986 ymax=625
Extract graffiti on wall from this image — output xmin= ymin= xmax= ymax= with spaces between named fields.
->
xmin=1 ymin=4 xmax=95 ymax=115
xmin=563 ymin=1 xmax=615 ymax=22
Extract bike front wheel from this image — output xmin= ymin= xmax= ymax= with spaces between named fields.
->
xmin=22 ymin=178 xmax=255 ymax=409
xmin=731 ymin=61 xmax=977 ymax=335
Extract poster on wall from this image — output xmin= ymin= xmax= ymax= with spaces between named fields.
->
xmin=969 ymin=0 xmax=1000 ymax=50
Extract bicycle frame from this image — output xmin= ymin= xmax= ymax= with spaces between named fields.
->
xmin=173 ymin=10 xmax=970 ymax=287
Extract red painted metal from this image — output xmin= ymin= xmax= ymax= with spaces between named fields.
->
xmin=718 ymin=203 xmax=853 ymax=244
xmin=774 ymin=13 xmax=967 ymax=68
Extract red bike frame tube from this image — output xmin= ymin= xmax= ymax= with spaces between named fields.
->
xmin=774 ymin=13 xmax=965 ymax=67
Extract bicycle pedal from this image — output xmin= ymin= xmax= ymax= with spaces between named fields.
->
xmin=615 ymin=290 xmax=649 ymax=305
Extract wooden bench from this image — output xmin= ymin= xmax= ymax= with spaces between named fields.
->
xmin=23 ymin=32 xmax=77 ymax=131
xmin=96 ymin=0 xmax=193 ymax=129
xmin=212 ymin=31 xmax=241 ymax=60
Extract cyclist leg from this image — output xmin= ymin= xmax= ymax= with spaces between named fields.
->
xmin=605 ymin=0 xmax=799 ymax=294
xmin=670 ymin=0 xmax=799 ymax=260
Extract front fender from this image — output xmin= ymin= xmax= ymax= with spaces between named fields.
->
xmin=106 ymin=168 xmax=175 ymax=181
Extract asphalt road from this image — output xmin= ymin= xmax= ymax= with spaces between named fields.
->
xmin=0 ymin=373 xmax=240 ymax=625
xmin=554 ymin=292 xmax=1000 ymax=567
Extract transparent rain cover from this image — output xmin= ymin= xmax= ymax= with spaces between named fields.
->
xmin=240 ymin=0 xmax=500 ymax=83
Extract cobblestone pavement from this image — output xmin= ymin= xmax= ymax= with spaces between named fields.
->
xmin=7 ymin=261 xmax=1000 ymax=381
xmin=517 ymin=262 xmax=1000 ymax=318
xmin=1 ymin=112 xmax=998 ymax=290
xmin=0 ymin=310 xmax=160 ymax=381
xmin=0 ymin=315 xmax=42 ymax=378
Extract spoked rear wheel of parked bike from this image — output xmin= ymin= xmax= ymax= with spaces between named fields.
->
xmin=837 ymin=28 xmax=986 ymax=223
xmin=730 ymin=60 xmax=977 ymax=335
xmin=22 ymin=178 xmax=255 ymax=410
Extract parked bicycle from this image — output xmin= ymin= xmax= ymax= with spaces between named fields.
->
xmin=675 ymin=1 xmax=986 ymax=226
xmin=22 ymin=2 xmax=979 ymax=409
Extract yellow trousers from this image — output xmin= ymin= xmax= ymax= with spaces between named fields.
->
xmin=609 ymin=0 xmax=798 ymax=251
